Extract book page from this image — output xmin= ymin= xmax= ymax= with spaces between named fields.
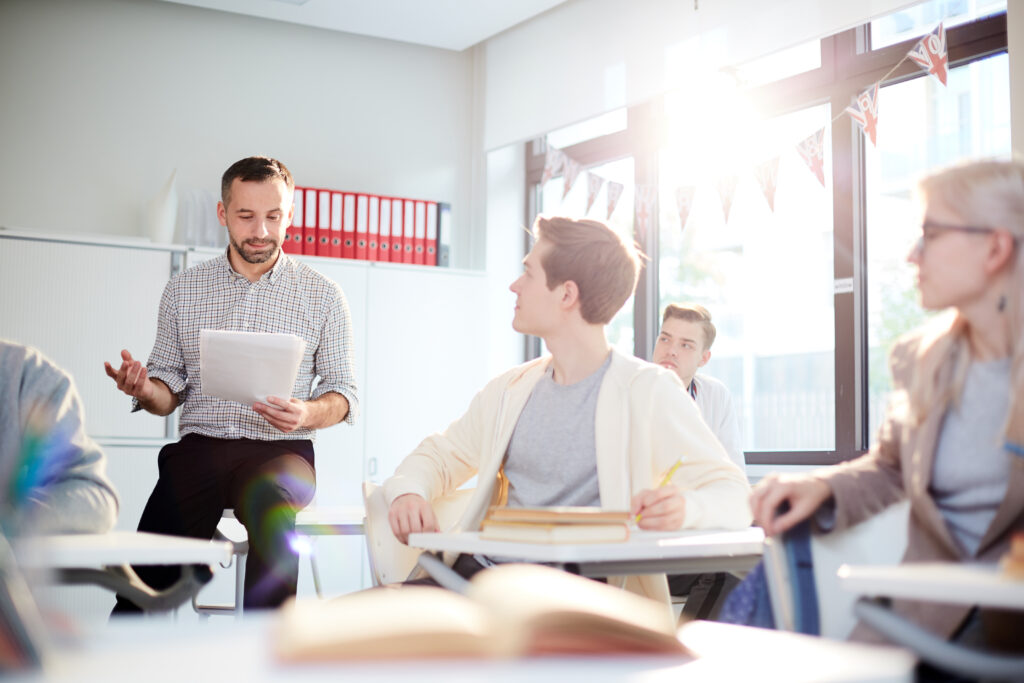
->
xmin=486 ymin=506 xmax=631 ymax=524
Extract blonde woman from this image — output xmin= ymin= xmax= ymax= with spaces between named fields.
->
xmin=751 ymin=159 xmax=1024 ymax=650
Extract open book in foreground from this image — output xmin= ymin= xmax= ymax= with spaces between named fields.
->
xmin=480 ymin=506 xmax=631 ymax=544
xmin=274 ymin=563 xmax=690 ymax=661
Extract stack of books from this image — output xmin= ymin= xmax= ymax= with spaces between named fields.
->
xmin=479 ymin=506 xmax=631 ymax=544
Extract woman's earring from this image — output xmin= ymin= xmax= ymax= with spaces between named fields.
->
xmin=998 ymin=294 xmax=1007 ymax=312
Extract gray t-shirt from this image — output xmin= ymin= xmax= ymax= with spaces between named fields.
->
xmin=931 ymin=357 xmax=1012 ymax=557
xmin=502 ymin=353 xmax=612 ymax=509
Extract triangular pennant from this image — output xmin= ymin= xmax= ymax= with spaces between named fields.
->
xmin=675 ymin=186 xmax=696 ymax=232
xmin=562 ymin=158 xmax=583 ymax=199
xmin=846 ymin=83 xmax=880 ymax=147
xmin=634 ymin=185 xmax=657 ymax=244
xmin=541 ymin=147 xmax=564 ymax=184
xmin=585 ymin=172 xmax=605 ymax=215
xmin=606 ymin=181 xmax=625 ymax=219
xmin=754 ymin=157 xmax=781 ymax=211
xmin=796 ymin=128 xmax=826 ymax=187
xmin=907 ymin=22 xmax=947 ymax=86
xmin=716 ymin=176 xmax=738 ymax=224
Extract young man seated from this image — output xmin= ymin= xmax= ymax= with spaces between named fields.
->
xmin=384 ymin=216 xmax=750 ymax=606
xmin=652 ymin=303 xmax=744 ymax=473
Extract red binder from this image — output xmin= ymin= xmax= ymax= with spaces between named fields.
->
xmin=425 ymin=201 xmax=438 ymax=266
xmin=330 ymin=191 xmax=343 ymax=259
xmin=391 ymin=198 xmax=404 ymax=261
xmin=355 ymin=194 xmax=369 ymax=261
xmin=342 ymin=193 xmax=356 ymax=260
xmin=367 ymin=195 xmax=380 ymax=263
xmin=414 ymin=200 xmax=426 ymax=265
xmin=378 ymin=197 xmax=391 ymax=262
xmin=284 ymin=187 xmax=303 ymax=254
xmin=317 ymin=189 xmax=331 ymax=257
xmin=402 ymin=199 xmax=415 ymax=264
xmin=303 ymin=187 xmax=318 ymax=255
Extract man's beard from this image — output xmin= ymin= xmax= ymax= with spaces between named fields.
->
xmin=231 ymin=237 xmax=279 ymax=264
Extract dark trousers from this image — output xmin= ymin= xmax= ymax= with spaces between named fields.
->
xmin=111 ymin=434 xmax=316 ymax=614
xmin=668 ymin=572 xmax=740 ymax=621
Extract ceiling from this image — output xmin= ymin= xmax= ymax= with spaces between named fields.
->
xmin=158 ymin=0 xmax=570 ymax=51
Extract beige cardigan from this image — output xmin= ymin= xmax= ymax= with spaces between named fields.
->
xmin=817 ymin=330 xmax=1024 ymax=647
xmin=384 ymin=349 xmax=751 ymax=606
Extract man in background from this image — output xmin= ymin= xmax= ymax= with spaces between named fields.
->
xmin=652 ymin=303 xmax=744 ymax=473
xmin=105 ymin=156 xmax=358 ymax=612
xmin=652 ymin=303 xmax=745 ymax=619
xmin=1 ymin=340 xmax=118 ymax=535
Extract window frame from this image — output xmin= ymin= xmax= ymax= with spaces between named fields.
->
xmin=523 ymin=11 xmax=1008 ymax=466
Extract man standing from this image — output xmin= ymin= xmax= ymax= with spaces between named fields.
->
xmin=652 ymin=303 xmax=744 ymax=473
xmin=386 ymin=216 xmax=749 ymax=606
xmin=105 ymin=156 xmax=358 ymax=611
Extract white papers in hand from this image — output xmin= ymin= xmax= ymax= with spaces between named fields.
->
xmin=199 ymin=330 xmax=305 ymax=405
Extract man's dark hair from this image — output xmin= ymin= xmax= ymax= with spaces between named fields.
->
xmin=221 ymin=156 xmax=294 ymax=205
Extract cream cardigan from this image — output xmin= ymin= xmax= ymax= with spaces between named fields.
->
xmin=384 ymin=349 xmax=751 ymax=605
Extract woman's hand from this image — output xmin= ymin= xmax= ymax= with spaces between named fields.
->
xmin=749 ymin=474 xmax=832 ymax=536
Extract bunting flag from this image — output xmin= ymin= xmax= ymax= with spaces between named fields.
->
xmin=606 ymin=181 xmax=625 ymax=219
xmin=754 ymin=157 xmax=781 ymax=211
xmin=634 ymin=185 xmax=657 ymax=244
xmin=908 ymin=22 xmax=947 ymax=86
xmin=541 ymin=147 xmax=564 ymax=184
xmin=562 ymin=158 xmax=583 ymax=199
xmin=675 ymin=186 xmax=696 ymax=232
xmin=716 ymin=175 xmax=738 ymax=224
xmin=585 ymin=172 xmax=605 ymax=215
xmin=846 ymin=83 xmax=880 ymax=147
xmin=796 ymin=128 xmax=826 ymax=187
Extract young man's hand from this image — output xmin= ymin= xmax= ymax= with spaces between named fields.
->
xmin=630 ymin=485 xmax=686 ymax=530
xmin=388 ymin=493 xmax=439 ymax=544
xmin=253 ymin=395 xmax=310 ymax=433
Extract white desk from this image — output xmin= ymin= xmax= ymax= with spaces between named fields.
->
xmin=295 ymin=505 xmax=365 ymax=535
xmin=408 ymin=527 xmax=765 ymax=576
xmin=14 ymin=531 xmax=234 ymax=569
xmin=5 ymin=614 xmax=914 ymax=683
xmin=837 ymin=562 xmax=1024 ymax=609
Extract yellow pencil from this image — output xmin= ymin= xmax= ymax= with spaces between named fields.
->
xmin=636 ymin=458 xmax=683 ymax=522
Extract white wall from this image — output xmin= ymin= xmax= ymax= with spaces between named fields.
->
xmin=0 ymin=0 xmax=477 ymax=267
xmin=482 ymin=0 xmax=919 ymax=150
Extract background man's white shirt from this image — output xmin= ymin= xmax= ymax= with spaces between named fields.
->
xmin=692 ymin=373 xmax=745 ymax=473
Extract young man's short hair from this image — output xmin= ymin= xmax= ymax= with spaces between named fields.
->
xmin=221 ymin=156 xmax=294 ymax=206
xmin=533 ymin=216 xmax=641 ymax=325
xmin=663 ymin=303 xmax=717 ymax=350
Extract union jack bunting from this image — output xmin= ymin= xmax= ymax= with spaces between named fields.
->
xmin=716 ymin=175 xmax=738 ymax=224
xmin=541 ymin=146 xmax=564 ymax=184
xmin=585 ymin=172 xmax=605 ymax=215
xmin=606 ymin=181 xmax=625 ymax=219
xmin=796 ymin=128 xmax=826 ymax=187
xmin=908 ymin=23 xmax=947 ymax=86
xmin=634 ymin=185 xmax=657 ymax=244
xmin=754 ymin=157 xmax=781 ymax=211
xmin=562 ymin=158 xmax=583 ymax=199
xmin=675 ymin=186 xmax=696 ymax=232
xmin=846 ymin=83 xmax=880 ymax=147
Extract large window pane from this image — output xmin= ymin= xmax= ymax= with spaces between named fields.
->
xmin=871 ymin=0 xmax=1005 ymax=50
xmin=540 ymin=157 xmax=635 ymax=356
xmin=865 ymin=53 xmax=1010 ymax=437
xmin=659 ymin=102 xmax=835 ymax=451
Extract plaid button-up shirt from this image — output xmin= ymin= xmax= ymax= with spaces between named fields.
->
xmin=134 ymin=251 xmax=358 ymax=441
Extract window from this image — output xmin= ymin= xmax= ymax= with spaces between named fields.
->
xmin=525 ymin=5 xmax=1008 ymax=465
xmin=659 ymin=103 xmax=835 ymax=451
xmin=865 ymin=52 xmax=1011 ymax=437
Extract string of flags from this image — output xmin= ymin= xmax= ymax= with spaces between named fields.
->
xmin=541 ymin=22 xmax=948 ymax=235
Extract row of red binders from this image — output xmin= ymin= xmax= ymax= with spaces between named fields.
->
xmin=284 ymin=187 xmax=446 ymax=266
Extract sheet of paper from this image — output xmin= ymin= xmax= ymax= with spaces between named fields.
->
xmin=199 ymin=329 xmax=305 ymax=405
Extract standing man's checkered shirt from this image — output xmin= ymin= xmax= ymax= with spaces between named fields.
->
xmin=132 ymin=251 xmax=358 ymax=441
